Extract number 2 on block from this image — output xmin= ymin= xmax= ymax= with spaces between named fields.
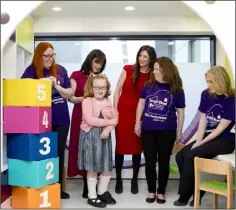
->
xmin=39 ymin=190 xmax=51 ymax=208
xmin=42 ymin=111 xmax=49 ymax=128
xmin=45 ymin=162 xmax=54 ymax=180
xmin=37 ymin=84 xmax=46 ymax=102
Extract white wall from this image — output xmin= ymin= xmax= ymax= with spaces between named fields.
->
xmin=33 ymin=16 xmax=213 ymax=35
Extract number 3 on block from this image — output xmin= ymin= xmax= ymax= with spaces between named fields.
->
xmin=37 ymin=84 xmax=46 ymax=102
xmin=39 ymin=137 xmax=51 ymax=155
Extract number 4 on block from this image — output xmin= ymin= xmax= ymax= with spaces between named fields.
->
xmin=3 ymin=106 xmax=52 ymax=134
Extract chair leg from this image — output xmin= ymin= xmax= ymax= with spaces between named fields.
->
xmin=227 ymin=193 xmax=232 ymax=209
xmin=194 ymin=189 xmax=200 ymax=209
xmin=213 ymin=194 xmax=218 ymax=209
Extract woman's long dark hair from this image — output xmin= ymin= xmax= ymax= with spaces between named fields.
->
xmin=81 ymin=49 xmax=106 ymax=76
xmin=133 ymin=45 xmax=157 ymax=86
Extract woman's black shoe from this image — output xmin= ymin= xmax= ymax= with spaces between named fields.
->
xmin=82 ymin=177 xmax=88 ymax=199
xmin=61 ymin=191 xmax=70 ymax=199
xmin=156 ymin=198 xmax=166 ymax=204
xmin=82 ymin=187 xmax=88 ymax=198
xmin=115 ymin=179 xmax=123 ymax=194
xmin=173 ymin=200 xmax=188 ymax=206
xmin=190 ymin=190 xmax=205 ymax=206
xmin=131 ymin=178 xmax=138 ymax=194
xmin=146 ymin=197 xmax=156 ymax=203
xmin=87 ymin=198 xmax=106 ymax=208
xmin=189 ymin=197 xmax=203 ymax=206
xmin=98 ymin=191 xmax=116 ymax=205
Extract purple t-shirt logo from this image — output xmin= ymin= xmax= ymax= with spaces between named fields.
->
xmin=205 ymin=104 xmax=223 ymax=133
xmin=140 ymin=83 xmax=186 ymax=131
xmin=146 ymin=90 xmax=173 ymax=122
xmin=198 ymin=90 xmax=235 ymax=137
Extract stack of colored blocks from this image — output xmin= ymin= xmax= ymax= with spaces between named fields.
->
xmin=3 ymin=79 xmax=60 ymax=208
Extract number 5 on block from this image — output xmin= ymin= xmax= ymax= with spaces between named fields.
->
xmin=3 ymin=79 xmax=51 ymax=107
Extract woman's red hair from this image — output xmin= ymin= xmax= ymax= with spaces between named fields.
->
xmin=32 ymin=42 xmax=58 ymax=79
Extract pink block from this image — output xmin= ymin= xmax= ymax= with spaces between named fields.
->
xmin=3 ymin=106 xmax=52 ymax=134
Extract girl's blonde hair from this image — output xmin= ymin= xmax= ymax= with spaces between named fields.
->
xmin=206 ymin=66 xmax=235 ymax=97
xmin=84 ymin=74 xmax=111 ymax=98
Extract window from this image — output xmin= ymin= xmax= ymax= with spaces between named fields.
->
xmin=34 ymin=35 xmax=216 ymax=157
xmin=35 ymin=36 xmax=215 ymax=65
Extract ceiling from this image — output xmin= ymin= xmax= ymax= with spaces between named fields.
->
xmin=31 ymin=1 xmax=199 ymax=18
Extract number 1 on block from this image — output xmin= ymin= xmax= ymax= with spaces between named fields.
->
xmin=39 ymin=190 xmax=51 ymax=208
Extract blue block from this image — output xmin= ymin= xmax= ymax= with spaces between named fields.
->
xmin=8 ymin=157 xmax=59 ymax=189
xmin=7 ymin=132 xmax=58 ymax=161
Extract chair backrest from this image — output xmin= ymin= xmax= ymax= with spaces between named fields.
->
xmin=194 ymin=157 xmax=233 ymax=198
xmin=172 ymin=143 xmax=185 ymax=154
xmin=194 ymin=157 xmax=232 ymax=175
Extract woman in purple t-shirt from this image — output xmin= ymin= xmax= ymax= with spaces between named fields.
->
xmin=21 ymin=42 xmax=73 ymax=199
xmin=135 ymin=57 xmax=185 ymax=204
xmin=173 ymin=66 xmax=235 ymax=207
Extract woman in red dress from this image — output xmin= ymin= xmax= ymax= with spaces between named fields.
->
xmin=113 ymin=45 xmax=157 ymax=194
xmin=67 ymin=49 xmax=106 ymax=198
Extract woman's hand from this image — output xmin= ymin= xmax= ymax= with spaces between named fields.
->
xmin=175 ymin=133 xmax=182 ymax=144
xmin=134 ymin=122 xmax=141 ymax=137
xmin=48 ymin=76 xmax=58 ymax=88
xmin=191 ymin=141 xmax=202 ymax=150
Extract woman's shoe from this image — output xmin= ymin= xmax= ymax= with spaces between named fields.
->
xmin=146 ymin=194 xmax=156 ymax=203
xmin=82 ymin=177 xmax=88 ymax=199
xmin=156 ymin=194 xmax=166 ymax=204
xmin=131 ymin=178 xmax=138 ymax=194
xmin=190 ymin=190 xmax=205 ymax=206
xmin=115 ymin=179 xmax=123 ymax=194
xmin=87 ymin=198 xmax=106 ymax=208
xmin=61 ymin=191 xmax=70 ymax=199
xmin=173 ymin=199 xmax=188 ymax=206
xmin=82 ymin=187 xmax=88 ymax=199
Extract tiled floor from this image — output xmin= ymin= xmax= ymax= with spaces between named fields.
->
xmin=1 ymin=179 xmax=235 ymax=209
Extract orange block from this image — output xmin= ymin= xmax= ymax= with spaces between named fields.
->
xmin=12 ymin=183 xmax=60 ymax=209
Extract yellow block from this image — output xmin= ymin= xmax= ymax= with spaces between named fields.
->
xmin=3 ymin=79 xmax=52 ymax=107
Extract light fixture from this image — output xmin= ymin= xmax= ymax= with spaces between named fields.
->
xmin=74 ymin=42 xmax=80 ymax=46
xmin=124 ymin=6 xmax=135 ymax=11
xmin=168 ymin=41 xmax=174 ymax=45
xmin=52 ymin=7 xmax=62 ymax=11
xmin=205 ymin=1 xmax=215 ymax=4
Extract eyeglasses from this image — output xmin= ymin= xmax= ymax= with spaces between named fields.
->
xmin=43 ymin=53 xmax=56 ymax=59
xmin=93 ymin=86 xmax=107 ymax=91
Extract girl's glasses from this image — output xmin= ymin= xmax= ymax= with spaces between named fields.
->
xmin=93 ymin=86 xmax=107 ymax=91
